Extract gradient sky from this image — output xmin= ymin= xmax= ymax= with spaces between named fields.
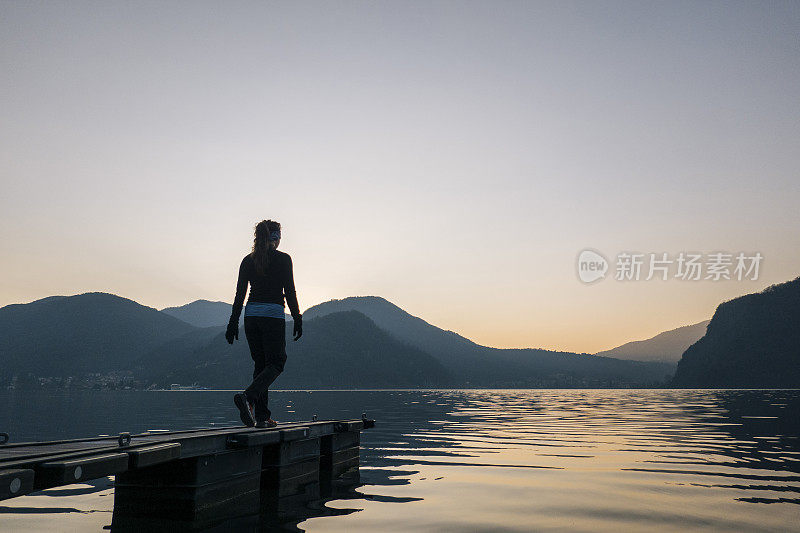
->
xmin=2 ymin=1 xmax=799 ymax=353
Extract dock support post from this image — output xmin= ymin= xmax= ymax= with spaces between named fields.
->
xmin=111 ymin=447 xmax=263 ymax=530
xmin=323 ymin=422 xmax=362 ymax=481
xmin=260 ymin=428 xmax=321 ymax=511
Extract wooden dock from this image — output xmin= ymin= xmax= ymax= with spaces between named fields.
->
xmin=0 ymin=416 xmax=375 ymax=530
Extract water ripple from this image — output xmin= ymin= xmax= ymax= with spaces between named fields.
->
xmin=2 ymin=388 xmax=800 ymax=532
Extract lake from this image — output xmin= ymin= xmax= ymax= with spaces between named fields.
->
xmin=1 ymin=389 xmax=799 ymax=532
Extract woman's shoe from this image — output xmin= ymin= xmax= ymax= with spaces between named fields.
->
xmin=256 ymin=418 xmax=278 ymax=428
xmin=233 ymin=393 xmax=256 ymax=427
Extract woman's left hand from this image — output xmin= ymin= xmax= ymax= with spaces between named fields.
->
xmin=292 ymin=317 xmax=303 ymax=341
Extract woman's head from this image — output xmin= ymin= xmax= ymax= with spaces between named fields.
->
xmin=252 ymin=219 xmax=281 ymax=274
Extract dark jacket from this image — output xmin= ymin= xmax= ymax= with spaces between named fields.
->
xmin=230 ymin=250 xmax=300 ymax=324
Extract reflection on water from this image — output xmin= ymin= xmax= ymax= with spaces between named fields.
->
xmin=1 ymin=389 xmax=799 ymax=532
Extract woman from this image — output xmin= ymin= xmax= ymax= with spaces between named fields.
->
xmin=225 ymin=219 xmax=303 ymax=428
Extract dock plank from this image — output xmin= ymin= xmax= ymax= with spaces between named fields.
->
xmin=128 ymin=443 xmax=182 ymax=469
xmin=37 ymin=452 xmax=130 ymax=489
xmin=0 ymin=469 xmax=34 ymax=499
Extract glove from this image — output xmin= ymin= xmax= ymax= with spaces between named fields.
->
xmin=292 ymin=316 xmax=303 ymax=341
xmin=225 ymin=321 xmax=239 ymax=344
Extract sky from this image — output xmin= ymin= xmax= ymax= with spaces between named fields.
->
xmin=1 ymin=1 xmax=799 ymax=353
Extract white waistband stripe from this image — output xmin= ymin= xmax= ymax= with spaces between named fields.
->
xmin=244 ymin=302 xmax=285 ymax=319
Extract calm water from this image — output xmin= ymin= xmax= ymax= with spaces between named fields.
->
xmin=1 ymin=389 xmax=799 ymax=532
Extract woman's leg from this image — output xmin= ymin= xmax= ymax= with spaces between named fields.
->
xmin=260 ymin=318 xmax=287 ymax=420
xmin=243 ymin=317 xmax=266 ymax=416
xmin=245 ymin=318 xmax=287 ymax=421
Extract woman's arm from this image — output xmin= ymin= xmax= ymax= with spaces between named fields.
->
xmin=229 ymin=256 xmax=249 ymax=326
xmin=283 ymin=254 xmax=301 ymax=319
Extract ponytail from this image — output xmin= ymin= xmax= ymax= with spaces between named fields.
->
xmin=251 ymin=219 xmax=281 ymax=275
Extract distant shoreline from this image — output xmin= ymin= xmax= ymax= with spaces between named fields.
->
xmin=5 ymin=386 xmax=800 ymax=392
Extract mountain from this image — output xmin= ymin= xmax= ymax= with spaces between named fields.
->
xmin=160 ymin=299 xmax=232 ymax=328
xmin=138 ymin=310 xmax=452 ymax=389
xmin=594 ymin=320 xmax=710 ymax=363
xmin=304 ymin=296 xmax=482 ymax=369
xmin=131 ymin=325 xmax=225 ymax=382
xmin=0 ymin=293 xmax=195 ymax=379
xmin=672 ymin=277 xmax=800 ymax=388
xmin=304 ymin=296 xmax=674 ymax=386
xmin=160 ymin=299 xmax=293 ymax=328
xmin=0 ymin=292 xmax=674 ymax=389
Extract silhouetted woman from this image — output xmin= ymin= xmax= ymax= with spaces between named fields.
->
xmin=225 ymin=219 xmax=302 ymax=428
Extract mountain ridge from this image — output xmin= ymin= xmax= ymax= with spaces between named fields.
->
xmin=147 ymin=310 xmax=453 ymax=389
xmin=0 ymin=292 xmax=679 ymax=388
xmin=161 ymin=299 xmax=293 ymax=327
xmin=0 ymin=292 xmax=195 ymax=379
xmin=671 ymin=276 xmax=800 ymax=388
xmin=303 ymin=296 xmax=673 ymax=386
xmin=594 ymin=320 xmax=710 ymax=363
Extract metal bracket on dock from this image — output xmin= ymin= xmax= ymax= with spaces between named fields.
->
xmin=0 ymin=433 xmax=8 ymax=445
xmin=118 ymin=432 xmax=132 ymax=447
xmin=361 ymin=413 xmax=375 ymax=429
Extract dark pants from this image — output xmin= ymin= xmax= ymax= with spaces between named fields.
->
xmin=243 ymin=316 xmax=287 ymax=422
